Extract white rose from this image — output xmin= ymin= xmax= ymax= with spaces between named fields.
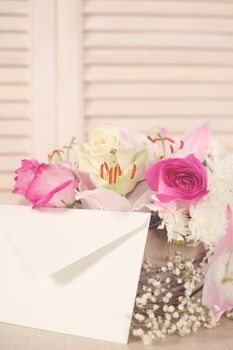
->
xmin=76 ymin=124 xmax=148 ymax=195
xmin=84 ymin=124 xmax=121 ymax=156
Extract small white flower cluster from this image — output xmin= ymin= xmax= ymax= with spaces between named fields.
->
xmin=188 ymin=143 xmax=233 ymax=247
xmin=158 ymin=204 xmax=190 ymax=243
xmin=226 ymin=309 xmax=233 ymax=320
xmin=189 ymin=195 xmax=227 ymax=248
xmin=132 ymin=253 xmax=216 ymax=345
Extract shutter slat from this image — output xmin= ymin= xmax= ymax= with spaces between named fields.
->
xmin=85 ymin=32 xmax=233 ymax=50
xmin=0 ymin=50 xmax=29 ymax=65
xmin=0 ymin=84 xmax=29 ymax=100
xmin=0 ymin=33 xmax=29 ymax=49
xmin=0 ymin=137 xmax=30 ymax=153
xmin=86 ymin=83 xmax=233 ymax=99
xmin=0 ymin=173 xmax=14 ymax=191
xmin=85 ymin=16 xmax=233 ymax=33
xmin=0 ymin=1 xmax=29 ymax=15
xmin=84 ymin=1 xmax=233 ymax=17
xmin=85 ymin=49 xmax=233 ymax=65
xmin=0 ymin=103 xmax=29 ymax=118
xmin=85 ymin=66 xmax=233 ymax=82
xmin=0 ymin=155 xmax=24 ymax=172
xmin=0 ymin=120 xmax=30 ymax=136
xmin=86 ymin=100 xmax=233 ymax=117
xmin=0 ymin=16 xmax=29 ymax=31
xmin=0 ymin=68 xmax=29 ymax=82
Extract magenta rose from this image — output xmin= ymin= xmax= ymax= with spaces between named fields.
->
xmin=13 ymin=161 xmax=78 ymax=208
xmin=146 ymin=154 xmax=208 ymax=204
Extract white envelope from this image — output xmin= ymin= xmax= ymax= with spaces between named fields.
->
xmin=0 ymin=204 xmax=151 ymax=344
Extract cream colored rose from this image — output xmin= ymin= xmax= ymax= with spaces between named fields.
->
xmin=84 ymin=125 xmax=121 ymax=156
xmin=77 ymin=124 xmax=148 ymax=195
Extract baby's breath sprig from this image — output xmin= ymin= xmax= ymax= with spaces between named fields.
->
xmin=226 ymin=310 xmax=233 ymax=320
xmin=132 ymin=252 xmax=217 ymax=345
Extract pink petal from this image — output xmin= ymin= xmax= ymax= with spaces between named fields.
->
xmin=120 ymin=127 xmax=158 ymax=165
xmin=145 ymin=161 xmax=164 ymax=192
xmin=120 ymin=128 xmax=148 ymax=150
xmin=128 ymin=181 xmax=153 ymax=210
xmin=202 ymin=207 xmax=233 ymax=320
xmin=77 ymin=170 xmax=96 ymax=191
xmin=129 ymin=182 xmax=176 ymax=216
xmin=175 ymin=123 xmax=210 ymax=161
xmin=25 ymin=164 xmax=77 ymax=207
xmin=12 ymin=159 xmax=39 ymax=196
xmin=26 ymin=164 xmax=74 ymax=202
xmin=75 ymin=188 xmax=131 ymax=211
xmin=156 ymin=193 xmax=178 ymax=203
xmin=34 ymin=180 xmax=78 ymax=208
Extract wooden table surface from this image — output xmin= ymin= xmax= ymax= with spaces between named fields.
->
xmin=0 ymin=318 xmax=232 ymax=350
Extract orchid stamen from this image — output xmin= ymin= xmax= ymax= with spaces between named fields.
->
xmin=131 ymin=164 xmax=137 ymax=179
xmin=170 ymin=144 xmax=174 ymax=154
xmin=113 ymin=165 xmax=118 ymax=184
xmin=108 ymin=168 xmax=113 ymax=185
xmin=48 ymin=149 xmax=64 ymax=163
xmin=180 ymin=140 xmax=184 ymax=150
xmin=104 ymin=162 xmax=109 ymax=173
xmin=117 ymin=164 xmax=122 ymax=176
xmin=164 ymin=137 xmax=175 ymax=144
xmin=147 ymin=136 xmax=160 ymax=143
xmin=100 ymin=164 xmax=104 ymax=179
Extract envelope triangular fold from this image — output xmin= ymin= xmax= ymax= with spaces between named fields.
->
xmin=0 ymin=205 xmax=151 ymax=344
xmin=0 ymin=205 xmax=149 ymax=276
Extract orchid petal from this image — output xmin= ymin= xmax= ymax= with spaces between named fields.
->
xmin=175 ymin=123 xmax=210 ymax=161
xmin=202 ymin=207 xmax=233 ymax=320
xmin=77 ymin=170 xmax=96 ymax=191
xmin=75 ymin=188 xmax=131 ymax=211
xmin=128 ymin=181 xmax=153 ymax=211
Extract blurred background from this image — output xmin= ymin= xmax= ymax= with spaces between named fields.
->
xmin=1 ymin=0 xmax=233 ymax=203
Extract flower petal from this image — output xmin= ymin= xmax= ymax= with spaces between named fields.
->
xmin=202 ymin=207 xmax=233 ymax=320
xmin=175 ymin=123 xmax=210 ymax=161
xmin=12 ymin=159 xmax=39 ymax=196
xmin=128 ymin=181 xmax=153 ymax=211
xmin=75 ymin=188 xmax=131 ymax=211
xmin=26 ymin=164 xmax=77 ymax=206
xmin=32 ymin=180 xmax=77 ymax=208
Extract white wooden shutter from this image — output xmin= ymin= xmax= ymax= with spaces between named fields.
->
xmin=0 ymin=0 xmax=61 ymax=203
xmin=0 ymin=0 xmax=31 ymax=202
xmin=2 ymin=0 xmax=233 ymax=203
xmin=83 ymin=0 xmax=233 ymax=147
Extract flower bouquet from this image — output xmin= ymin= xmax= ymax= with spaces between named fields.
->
xmin=12 ymin=123 xmax=233 ymax=344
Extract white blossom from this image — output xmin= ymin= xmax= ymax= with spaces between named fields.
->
xmin=158 ymin=204 xmax=191 ymax=242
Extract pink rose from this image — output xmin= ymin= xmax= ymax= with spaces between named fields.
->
xmin=13 ymin=161 xmax=78 ymax=208
xmin=13 ymin=159 xmax=40 ymax=196
xmin=145 ymin=154 xmax=208 ymax=204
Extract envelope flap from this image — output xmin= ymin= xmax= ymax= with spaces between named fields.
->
xmin=0 ymin=205 xmax=150 ymax=276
